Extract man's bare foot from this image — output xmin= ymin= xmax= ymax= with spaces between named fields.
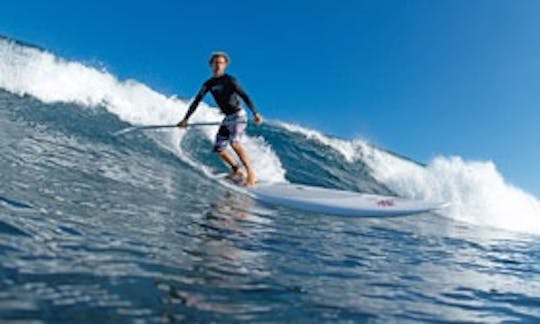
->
xmin=244 ymin=172 xmax=257 ymax=187
xmin=226 ymin=166 xmax=244 ymax=181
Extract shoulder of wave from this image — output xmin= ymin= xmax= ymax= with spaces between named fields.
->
xmin=272 ymin=120 xmax=425 ymax=167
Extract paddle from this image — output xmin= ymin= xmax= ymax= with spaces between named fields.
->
xmin=112 ymin=121 xmax=247 ymax=136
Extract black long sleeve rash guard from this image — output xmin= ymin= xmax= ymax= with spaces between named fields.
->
xmin=183 ymin=74 xmax=258 ymax=120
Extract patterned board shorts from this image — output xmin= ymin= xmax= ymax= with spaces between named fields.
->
xmin=213 ymin=110 xmax=247 ymax=152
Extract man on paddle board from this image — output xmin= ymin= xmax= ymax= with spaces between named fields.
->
xmin=177 ymin=52 xmax=263 ymax=186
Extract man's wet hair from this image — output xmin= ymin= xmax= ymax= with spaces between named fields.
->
xmin=209 ymin=51 xmax=230 ymax=65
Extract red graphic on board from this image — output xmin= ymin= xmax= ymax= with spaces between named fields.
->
xmin=377 ymin=199 xmax=395 ymax=207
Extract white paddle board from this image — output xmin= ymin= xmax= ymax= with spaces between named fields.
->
xmin=215 ymin=174 xmax=447 ymax=217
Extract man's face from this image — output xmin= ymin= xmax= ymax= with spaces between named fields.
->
xmin=211 ymin=56 xmax=228 ymax=75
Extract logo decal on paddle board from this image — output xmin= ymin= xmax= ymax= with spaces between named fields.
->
xmin=377 ymin=199 xmax=395 ymax=207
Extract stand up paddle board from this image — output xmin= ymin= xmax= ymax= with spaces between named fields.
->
xmin=215 ymin=174 xmax=447 ymax=217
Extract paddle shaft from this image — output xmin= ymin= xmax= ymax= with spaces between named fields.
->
xmin=113 ymin=120 xmax=247 ymax=136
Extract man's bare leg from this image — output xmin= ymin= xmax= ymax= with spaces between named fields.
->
xmin=217 ymin=150 xmax=244 ymax=178
xmin=230 ymin=142 xmax=256 ymax=186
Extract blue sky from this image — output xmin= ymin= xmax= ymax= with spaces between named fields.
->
xmin=1 ymin=1 xmax=539 ymax=196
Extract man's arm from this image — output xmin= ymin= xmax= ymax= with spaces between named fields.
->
xmin=232 ymin=77 xmax=263 ymax=125
xmin=178 ymin=84 xmax=208 ymax=127
xmin=231 ymin=77 xmax=258 ymax=115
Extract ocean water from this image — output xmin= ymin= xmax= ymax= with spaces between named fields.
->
xmin=1 ymin=37 xmax=540 ymax=322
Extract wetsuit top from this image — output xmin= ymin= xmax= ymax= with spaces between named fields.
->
xmin=184 ymin=74 xmax=258 ymax=120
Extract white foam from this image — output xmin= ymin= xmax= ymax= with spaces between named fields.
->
xmin=0 ymin=38 xmax=286 ymax=183
xmin=366 ymin=151 xmax=540 ymax=234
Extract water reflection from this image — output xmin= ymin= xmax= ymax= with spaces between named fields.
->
xmin=159 ymin=189 xmax=274 ymax=320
